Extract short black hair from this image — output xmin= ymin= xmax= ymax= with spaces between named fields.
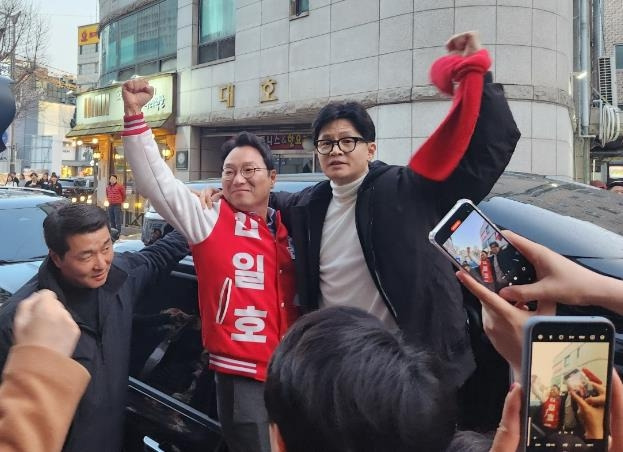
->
xmin=265 ymin=307 xmax=456 ymax=452
xmin=312 ymin=101 xmax=376 ymax=142
xmin=220 ymin=131 xmax=275 ymax=170
xmin=43 ymin=204 xmax=110 ymax=258
xmin=444 ymin=431 xmax=493 ymax=452
xmin=489 ymin=241 xmax=499 ymax=247
xmin=110 ymin=174 xmax=118 ymax=180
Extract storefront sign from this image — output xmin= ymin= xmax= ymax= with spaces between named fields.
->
xmin=259 ymin=134 xmax=305 ymax=151
xmin=78 ymin=24 xmax=99 ymax=46
xmin=73 ymin=73 xmax=174 ymax=128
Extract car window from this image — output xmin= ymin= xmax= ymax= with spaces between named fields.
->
xmin=129 ymin=262 xmax=217 ymax=418
xmin=0 ymin=206 xmax=50 ymax=262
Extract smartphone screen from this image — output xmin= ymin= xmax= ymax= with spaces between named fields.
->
xmin=525 ymin=319 xmax=614 ymax=452
xmin=430 ymin=200 xmax=536 ymax=292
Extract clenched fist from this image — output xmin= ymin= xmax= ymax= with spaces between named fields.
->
xmin=122 ymin=78 xmax=155 ymax=116
xmin=445 ymin=31 xmax=482 ymax=57
xmin=14 ymin=289 xmax=81 ymax=358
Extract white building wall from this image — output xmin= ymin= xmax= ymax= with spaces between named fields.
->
xmin=77 ymin=43 xmax=100 ymax=92
xmin=38 ymin=101 xmax=75 ymax=175
xmin=172 ymin=0 xmax=575 ymax=178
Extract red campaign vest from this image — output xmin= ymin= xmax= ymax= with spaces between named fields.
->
xmin=541 ymin=396 xmax=561 ymax=429
xmin=191 ymin=201 xmax=298 ymax=382
xmin=479 ymin=258 xmax=494 ymax=283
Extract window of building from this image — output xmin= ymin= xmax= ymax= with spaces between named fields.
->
xmin=290 ymin=0 xmax=309 ymax=17
xmin=119 ymin=14 xmax=137 ymax=67
xmin=99 ymin=0 xmax=177 ymax=85
xmin=198 ymin=0 xmax=235 ymax=64
xmin=616 ymin=44 xmax=623 ymax=70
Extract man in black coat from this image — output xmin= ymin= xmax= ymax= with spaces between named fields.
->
xmin=269 ymin=32 xmax=520 ymax=397
xmin=0 ymin=204 xmax=189 ymax=452
xmin=488 ymin=241 xmax=518 ymax=291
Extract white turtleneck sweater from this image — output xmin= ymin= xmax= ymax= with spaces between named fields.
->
xmin=318 ymin=172 xmax=398 ymax=330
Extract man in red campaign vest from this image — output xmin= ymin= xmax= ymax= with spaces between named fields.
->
xmin=121 ymin=80 xmax=298 ymax=452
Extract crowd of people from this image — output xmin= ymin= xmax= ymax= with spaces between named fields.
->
xmin=0 ymin=30 xmax=620 ymax=452
xmin=3 ymin=171 xmax=63 ymax=194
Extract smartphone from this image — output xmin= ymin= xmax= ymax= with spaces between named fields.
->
xmin=521 ymin=316 xmax=615 ymax=452
xmin=429 ymin=199 xmax=536 ymax=292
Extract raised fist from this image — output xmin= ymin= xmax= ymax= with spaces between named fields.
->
xmin=14 ymin=289 xmax=80 ymax=358
xmin=445 ymin=31 xmax=482 ymax=57
xmin=122 ymin=78 xmax=155 ymax=116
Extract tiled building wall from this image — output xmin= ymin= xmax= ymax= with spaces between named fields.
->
xmin=173 ymin=0 xmax=575 ymax=178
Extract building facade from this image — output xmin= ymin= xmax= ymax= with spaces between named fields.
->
xmin=11 ymin=68 xmax=76 ymax=175
xmin=77 ymin=23 xmax=101 ymax=92
xmin=74 ymin=0 xmax=579 ymax=208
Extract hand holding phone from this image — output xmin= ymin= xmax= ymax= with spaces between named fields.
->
xmin=521 ymin=316 xmax=614 ymax=452
xmin=429 ymin=199 xmax=536 ymax=293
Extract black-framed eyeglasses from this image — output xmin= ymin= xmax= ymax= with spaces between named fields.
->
xmin=221 ymin=166 xmax=269 ymax=180
xmin=314 ymin=137 xmax=369 ymax=155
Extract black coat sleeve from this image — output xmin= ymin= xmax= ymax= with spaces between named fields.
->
xmin=433 ymin=73 xmax=521 ymax=212
xmin=120 ymin=230 xmax=190 ymax=303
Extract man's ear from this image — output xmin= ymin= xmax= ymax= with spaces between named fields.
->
xmin=49 ymin=251 xmax=62 ymax=268
xmin=367 ymin=142 xmax=377 ymax=161
xmin=269 ymin=422 xmax=286 ymax=452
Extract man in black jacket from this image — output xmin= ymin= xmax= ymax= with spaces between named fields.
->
xmin=270 ymin=32 xmax=520 ymax=396
xmin=0 ymin=204 xmax=189 ymax=452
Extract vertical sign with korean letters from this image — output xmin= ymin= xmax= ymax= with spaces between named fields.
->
xmin=231 ymin=213 xmax=268 ymax=344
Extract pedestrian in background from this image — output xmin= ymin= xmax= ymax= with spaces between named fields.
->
xmin=40 ymin=172 xmax=51 ymax=190
xmin=49 ymin=173 xmax=63 ymax=195
xmin=25 ymin=172 xmax=39 ymax=187
xmin=17 ymin=173 xmax=26 ymax=186
xmin=4 ymin=172 xmax=17 ymax=187
xmin=106 ymin=174 xmax=125 ymax=231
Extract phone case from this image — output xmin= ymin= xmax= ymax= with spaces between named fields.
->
xmin=520 ymin=316 xmax=615 ymax=452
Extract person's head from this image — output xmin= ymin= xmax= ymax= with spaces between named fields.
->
xmin=489 ymin=241 xmax=500 ymax=254
xmin=608 ymin=182 xmax=623 ymax=194
xmin=50 ymin=173 xmax=58 ymax=183
xmin=43 ymin=204 xmax=113 ymax=289
xmin=220 ymin=131 xmax=276 ymax=215
xmin=461 ymin=261 xmax=470 ymax=271
xmin=30 ymin=172 xmax=38 ymax=181
xmin=444 ymin=430 xmax=494 ymax=452
xmin=550 ymin=384 xmax=560 ymax=397
xmin=109 ymin=174 xmax=118 ymax=184
xmin=480 ymin=251 xmax=488 ymax=259
xmin=42 ymin=172 xmax=49 ymax=180
xmin=265 ymin=306 xmax=456 ymax=452
xmin=312 ymin=102 xmax=377 ymax=186
xmin=19 ymin=173 xmax=24 ymax=180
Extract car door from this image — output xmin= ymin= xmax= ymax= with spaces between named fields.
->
xmin=124 ymin=254 xmax=226 ymax=452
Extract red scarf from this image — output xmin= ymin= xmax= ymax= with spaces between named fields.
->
xmin=409 ymin=49 xmax=491 ymax=181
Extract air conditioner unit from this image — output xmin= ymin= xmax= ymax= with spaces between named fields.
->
xmin=598 ymin=57 xmax=613 ymax=104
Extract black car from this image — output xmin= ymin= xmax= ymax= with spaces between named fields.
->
xmin=0 ymin=187 xmax=70 ymax=303
xmin=58 ymin=177 xmax=96 ymax=204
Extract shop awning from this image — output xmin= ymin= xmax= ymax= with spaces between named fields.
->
xmin=66 ymin=116 xmax=174 ymax=138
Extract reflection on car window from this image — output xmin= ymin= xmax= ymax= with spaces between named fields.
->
xmin=130 ymin=269 xmax=217 ymax=418
xmin=0 ymin=207 xmax=48 ymax=261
